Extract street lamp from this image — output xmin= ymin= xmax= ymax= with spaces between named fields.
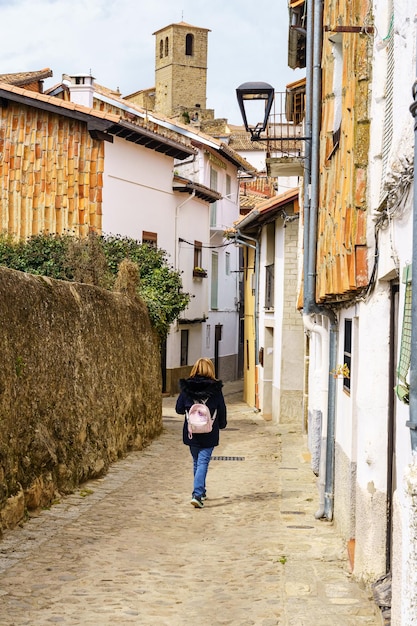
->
xmin=236 ymin=81 xmax=274 ymax=141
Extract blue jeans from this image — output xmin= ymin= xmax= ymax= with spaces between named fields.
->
xmin=189 ymin=446 xmax=214 ymax=498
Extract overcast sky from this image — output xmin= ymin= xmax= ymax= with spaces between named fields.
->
xmin=0 ymin=0 xmax=303 ymax=125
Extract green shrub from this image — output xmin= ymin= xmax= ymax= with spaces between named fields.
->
xmin=0 ymin=232 xmax=190 ymax=339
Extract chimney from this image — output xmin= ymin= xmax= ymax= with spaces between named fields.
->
xmin=66 ymin=73 xmax=95 ymax=108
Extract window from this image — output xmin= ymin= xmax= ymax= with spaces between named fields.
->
xmin=326 ymin=34 xmax=343 ymax=160
xmin=142 ymin=231 xmax=157 ymax=247
xmin=343 ymin=319 xmax=352 ymax=393
xmin=185 ymin=33 xmax=194 ymax=56
xmin=159 ymin=39 xmax=163 ymax=59
xmin=380 ymin=10 xmax=394 ymax=204
xmin=211 ymin=252 xmax=218 ymax=310
xmin=180 ymin=330 xmax=189 ymax=366
xmin=225 ymin=252 xmax=230 ymax=276
xmin=265 ymin=263 xmax=274 ymax=309
xmin=165 ymin=36 xmax=169 ymax=56
xmin=194 ymin=240 xmax=202 ymax=270
xmin=332 ymin=35 xmax=343 ymax=134
xmin=226 ymin=174 xmax=231 ymax=199
xmin=210 ymin=166 xmax=218 ymax=227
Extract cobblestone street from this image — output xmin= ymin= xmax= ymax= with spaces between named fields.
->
xmin=0 ymin=383 xmax=382 ymax=625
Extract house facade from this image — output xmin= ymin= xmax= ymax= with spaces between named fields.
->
xmin=283 ymin=0 xmax=417 ymax=622
xmin=233 ymin=189 xmax=304 ymax=422
xmin=0 ymin=23 xmax=254 ymax=393
xmin=74 ymin=78 xmax=252 ymax=391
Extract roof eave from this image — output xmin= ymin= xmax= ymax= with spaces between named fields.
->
xmin=173 ymin=176 xmax=221 ymax=203
xmin=0 ymin=87 xmax=113 ymax=131
xmin=109 ymin=120 xmax=196 ymax=160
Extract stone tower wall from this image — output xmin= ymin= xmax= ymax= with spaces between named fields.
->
xmin=154 ymin=23 xmax=209 ymax=117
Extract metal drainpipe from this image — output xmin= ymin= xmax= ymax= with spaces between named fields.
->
xmin=303 ymin=0 xmax=338 ymax=520
xmin=302 ymin=0 xmax=313 ymax=305
xmin=407 ymin=78 xmax=417 ymax=451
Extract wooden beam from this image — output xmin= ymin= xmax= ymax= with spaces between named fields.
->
xmin=324 ymin=25 xmax=374 ymax=34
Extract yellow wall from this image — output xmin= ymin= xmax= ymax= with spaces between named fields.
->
xmin=243 ymin=245 xmax=257 ymax=407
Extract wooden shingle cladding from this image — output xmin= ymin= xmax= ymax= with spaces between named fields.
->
xmin=0 ymin=81 xmax=197 ymax=240
xmin=0 ymin=99 xmax=105 ymax=239
xmin=315 ymin=0 xmax=371 ymax=303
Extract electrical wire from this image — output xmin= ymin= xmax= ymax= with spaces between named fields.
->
xmin=178 ymin=237 xmax=236 ymax=249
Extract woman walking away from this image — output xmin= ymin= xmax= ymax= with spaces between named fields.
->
xmin=176 ymin=358 xmax=227 ymax=508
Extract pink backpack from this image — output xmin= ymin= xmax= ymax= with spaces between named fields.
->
xmin=186 ymin=399 xmax=217 ymax=439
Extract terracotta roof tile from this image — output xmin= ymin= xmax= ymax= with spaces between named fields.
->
xmin=0 ymin=68 xmax=53 ymax=86
xmin=227 ymin=126 xmax=268 ymax=152
xmin=153 ymin=22 xmax=211 ymax=35
xmin=90 ymin=82 xmax=122 ymax=98
xmin=0 ymin=81 xmax=120 ymax=123
xmin=235 ymin=188 xmax=299 ymax=228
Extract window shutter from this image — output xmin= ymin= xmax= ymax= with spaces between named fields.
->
xmin=211 ymin=252 xmax=218 ymax=310
xmin=210 ymin=167 xmax=218 ymax=227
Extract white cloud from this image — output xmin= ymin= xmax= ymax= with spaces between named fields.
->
xmin=0 ymin=0 xmax=303 ymax=124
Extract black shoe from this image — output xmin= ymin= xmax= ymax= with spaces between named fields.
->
xmin=191 ymin=496 xmax=204 ymax=508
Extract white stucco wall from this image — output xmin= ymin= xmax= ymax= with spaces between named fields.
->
xmin=353 ymin=288 xmax=391 ymax=579
xmin=101 ymin=137 xmax=213 ymax=373
xmin=101 ymin=135 xmax=243 ymax=380
xmin=354 ymin=0 xmax=417 ymax=611
xmin=102 ymin=138 xmax=177 ymax=252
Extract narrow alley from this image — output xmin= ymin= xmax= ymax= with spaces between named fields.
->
xmin=0 ymin=383 xmax=381 ymax=626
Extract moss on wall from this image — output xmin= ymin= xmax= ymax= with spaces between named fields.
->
xmin=0 ymin=266 xmax=162 ymax=531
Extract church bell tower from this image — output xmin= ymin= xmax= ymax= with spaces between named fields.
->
xmin=153 ymin=21 xmax=211 ymax=120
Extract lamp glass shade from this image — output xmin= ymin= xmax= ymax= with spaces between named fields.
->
xmin=236 ymin=82 xmax=274 ymax=138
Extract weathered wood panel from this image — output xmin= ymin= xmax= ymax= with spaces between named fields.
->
xmin=0 ymin=103 xmax=104 ymax=238
xmin=316 ymin=0 xmax=371 ymax=302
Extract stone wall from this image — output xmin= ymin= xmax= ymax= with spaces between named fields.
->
xmin=0 ymin=267 xmax=162 ymax=533
xmin=154 ymin=23 xmax=209 ymax=117
xmin=280 ymin=215 xmax=304 ymax=422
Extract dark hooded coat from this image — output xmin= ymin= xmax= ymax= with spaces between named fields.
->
xmin=175 ymin=375 xmax=227 ymax=448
